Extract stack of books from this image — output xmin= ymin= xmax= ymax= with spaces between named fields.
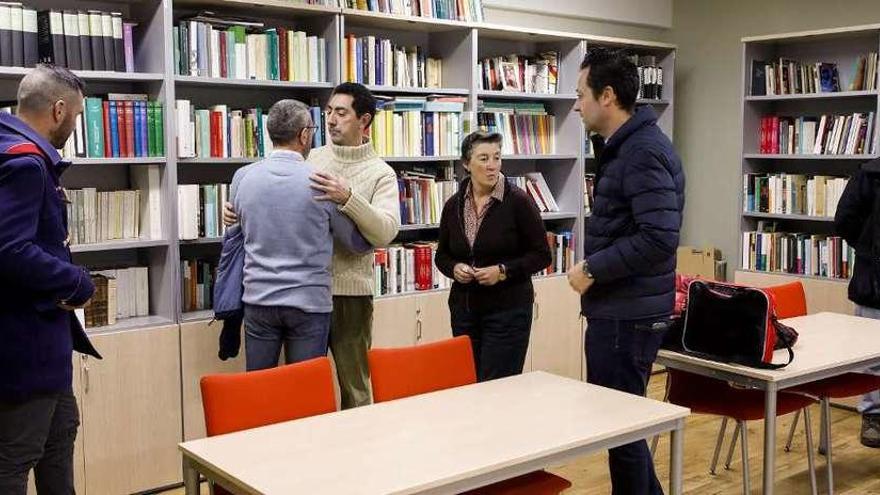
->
xmin=537 ymin=230 xmax=575 ymax=276
xmin=0 ymin=5 xmax=137 ymax=71
xmin=759 ymin=112 xmax=876 ymax=155
xmin=371 ymin=96 xmax=464 ymax=157
xmin=630 ymin=54 xmax=663 ymax=100
xmin=57 ymin=94 xmax=164 ymax=159
xmin=478 ymin=52 xmax=558 ymax=94
xmin=180 ymin=258 xmax=217 ymax=313
xmin=344 ymin=35 xmax=442 ymax=88
xmin=742 ymin=228 xmax=854 ymax=280
xmin=508 ymin=172 xmax=559 ymax=213
xmin=743 ymin=173 xmax=848 ymax=218
xmin=397 ymin=171 xmax=458 ymax=225
xmin=584 ymin=174 xmax=595 ymax=215
xmin=373 ymin=242 xmax=452 ymax=296
xmin=174 ymin=14 xmax=327 ymax=82
xmin=336 ymin=0 xmax=485 ymax=22
xmin=178 ymin=183 xmax=229 ymax=241
xmin=175 ymin=100 xmax=326 ymax=158
xmin=84 ymin=266 xmax=150 ymax=328
xmin=477 ymin=101 xmax=556 ymax=155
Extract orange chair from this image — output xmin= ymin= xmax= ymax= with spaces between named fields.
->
xmin=368 ymin=336 xmax=571 ymax=495
xmin=200 ymin=357 xmax=337 ymax=494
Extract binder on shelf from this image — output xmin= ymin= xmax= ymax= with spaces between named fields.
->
xmin=100 ymin=11 xmax=113 ymax=71
xmin=10 ymin=1 xmax=22 ymax=66
xmin=61 ymin=10 xmax=80 ymax=70
xmin=111 ymin=12 xmax=124 ymax=72
xmin=0 ymin=3 xmax=14 ymax=66
xmin=88 ymin=10 xmax=103 ymax=70
xmin=76 ymin=10 xmax=90 ymax=70
xmin=21 ymin=5 xmax=35 ymax=66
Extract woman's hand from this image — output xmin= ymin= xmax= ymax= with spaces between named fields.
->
xmin=474 ymin=265 xmax=501 ymax=286
xmin=453 ymin=263 xmax=475 ymax=284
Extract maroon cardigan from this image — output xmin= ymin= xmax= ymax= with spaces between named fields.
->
xmin=435 ymin=178 xmax=551 ymax=313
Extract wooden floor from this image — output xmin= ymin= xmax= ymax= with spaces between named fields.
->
xmin=161 ymin=373 xmax=880 ymax=495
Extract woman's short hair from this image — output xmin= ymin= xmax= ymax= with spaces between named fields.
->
xmin=460 ymin=131 xmax=502 ymax=163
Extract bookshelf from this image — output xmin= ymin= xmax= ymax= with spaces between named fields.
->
xmin=737 ymin=25 xmax=880 ymax=306
xmin=0 ymin=1 xmax=675 ymax=491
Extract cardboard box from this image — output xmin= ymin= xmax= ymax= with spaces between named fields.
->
xmin=677 ymin=246 xmax=724 ymax=281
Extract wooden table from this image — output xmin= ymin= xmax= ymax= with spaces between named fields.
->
xmin=656 ymin=311 xmax=880 ymax=495
xmin=179 ymin=371 xmax=689 ymax=495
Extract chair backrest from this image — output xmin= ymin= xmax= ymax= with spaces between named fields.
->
xmin=200 ymin=357 xmax=336 ymax=437
xmin=763 ymin=281 xmax=807 ymax=319
xmin=368 ymin=336 xmax=477 ymax=403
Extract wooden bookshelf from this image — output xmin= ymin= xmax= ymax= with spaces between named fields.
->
xmin=738 ymin=25 xmax=880 ymax=304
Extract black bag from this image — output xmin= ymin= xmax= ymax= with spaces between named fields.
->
xmin=681 ymin=280 xmax=796 ymax=369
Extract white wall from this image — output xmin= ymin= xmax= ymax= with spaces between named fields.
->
xmin=483 ymin=0 xmax=672 ymax=29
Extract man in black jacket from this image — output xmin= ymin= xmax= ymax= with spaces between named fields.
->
xmin=567 ymin=48 xmax=685 ymax=494
xmin=834 ymin=158 xmax=880 ymax=448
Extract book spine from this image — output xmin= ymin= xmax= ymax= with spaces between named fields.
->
xmin=85 ymin=97 xmax=104 ymax=158
xmin=77 ymin=11 xmax=91 ymax=71
xmin=101 ymin=100 xmax=111 ymax=157
xmin=109 ymin=101 xmax=119 ymax=157
xmin=22 ymin=8 xmax=37 ymax=67
xmin=111 ymin=13 xmax=124 ymax=71
xmin=10 ymin=5 xmax=23 ymax=66
xmin=0 ymin=4 xmax=12 ymax=66
xmin=100 ymin=12 xmax=113 ymax=70
xmin=62 ymin=10 xmax=80 ymax=70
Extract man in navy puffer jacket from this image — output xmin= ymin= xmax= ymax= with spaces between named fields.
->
xmin=567 ymin=48 xmax=685 ymax=495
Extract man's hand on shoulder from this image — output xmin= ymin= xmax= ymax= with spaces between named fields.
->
xmin=222 ymin=202 xmax=238 ymax=226
xmin=310 ymin=171 xmax=352 ymax=205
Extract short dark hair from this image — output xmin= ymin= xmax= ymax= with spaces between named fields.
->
xmin=330 ymin=82 xmax=377 ymax=128
xmin=17 ymin=64 xmax=86 ymax=112
xmin=267 ymin=99 xmax=312 ymax=146
xmin=579 ymin=47 xmax=639 ymax=112
xmin=461 ymin=131 xmax=502 ymax=163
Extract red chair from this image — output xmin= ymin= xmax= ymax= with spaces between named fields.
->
xmin=368 ymin=336 xmax=572 ymax=495
xmin=786 ymin=371 xmax=880 ymax=494
xmin=200 ymin=357 xmax=337 ymax=495
xmin=662 ymin=282 xmax=818 ymax=495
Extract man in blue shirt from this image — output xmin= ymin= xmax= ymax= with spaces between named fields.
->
xmin=0 ymin=65 xmax=100 ymax=494
xmin=567 ymin=48 xmax=685 ymax=495
xmin=231 ymin=99 xmax=371 ymax=371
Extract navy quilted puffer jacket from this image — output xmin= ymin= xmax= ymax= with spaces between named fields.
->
xmin=582 ymin=105 xmax=685 ymax=320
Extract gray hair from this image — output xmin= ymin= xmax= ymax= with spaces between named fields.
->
xmin=17 ymin=64 xmax=85 ymax=113
xmin=267 ymin=99 xmax=313 ymax=146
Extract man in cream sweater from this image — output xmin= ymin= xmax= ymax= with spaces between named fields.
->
xmin=225 ymin=83 xmax=400 ymax=408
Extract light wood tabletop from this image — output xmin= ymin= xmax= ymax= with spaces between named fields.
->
xmin=180 ymin=371 xmax=689 ymax=495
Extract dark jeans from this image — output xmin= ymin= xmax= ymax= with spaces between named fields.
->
xmin=244 ymin=304 xmax=331 ymax=371
xmin=586 ymin=317 xmax=668 ymax=495
xmin=0 ymin=392 xmax=79 ymax=495
xmin=450 ymin=303 xmax=533 ymax=382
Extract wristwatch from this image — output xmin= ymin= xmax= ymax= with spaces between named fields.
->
xmin=581 ymin=260 xmax=594 ymax=279
xmin=498 ymin=264 xmax=507 ymax=281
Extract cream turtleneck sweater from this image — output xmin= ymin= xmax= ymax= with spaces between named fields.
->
xmin=309 ymin=141 xmax=400 ymax=296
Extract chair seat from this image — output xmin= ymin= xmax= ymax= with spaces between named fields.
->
xmin=668 ymin=371 xmax=814 ymax=421
xmin=460 ymin=470 xmax=573 ymax=495
xmin=789 ymin=373 xmax=880 ymax=399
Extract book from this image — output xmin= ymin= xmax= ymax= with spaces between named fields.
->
xmin=77 ymin=10 xmax=90 ymax=70
xmin=111 ymin=12 xmax=123 ymax=71
xmin=21 ymin=5 xmax=34 ymax=66
xmin=344 ymin=34 xmax=441 ymax=88
xmin=373 ymin=242 xmax=452 ymax=296
xmin=0 ymin=3 xmax=14 ymax=66
xmin=63 ymin=95 xmax=164 ymax=159
xmin=88 ymin=10 xmax=103 ymax=70
xmin=741 ymin=229 xmax=853 ymax=280
xmin=177 ymin=183 xmax=229 ymax=240
xmin=36 ymin=9 xmax=64 ymax=66
xmin=100 ymin=11 xmax=113 ymax=70
xmin=478 ymin=52 xmax=558 ymax=94
xmin=9 ymin=2 xmax=22 ymax=66
xmin=477 ymin=100 xmax=556 ymax=155
xmin=61 ymin=10 xmax=79 ymax=69
xmin=180 ymin=258 xmax=218 ymax=312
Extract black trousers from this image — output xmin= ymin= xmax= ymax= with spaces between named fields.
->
xmin=451 ymin=304 xmax=533 ymax=382
xmin=586 ymin=317 xmax=668 ymax=495
xmin=0 ymin=392 xmax=79 ymax=495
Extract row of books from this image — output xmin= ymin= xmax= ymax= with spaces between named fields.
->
xmin=344 ymin=35 xmax=441 ymax=88
xmin=373 ymin=242 xmax=451 ymax=296
xmin=175 ymin=100 xmax=327 ymax=159
xmin=751 ymin=59 xmax=842 ymax=96
xmin=181 ymin=258 xmax=216 ymax=313
xmin=0 ymin=5 xmax=135 ymax=71
xmin=741 ymin=229 xmax=854 ymax=280
xmin=477 ymin=101 xmax=556 ymax=155
xmin=178 ymin=183 xmax=229 ymax=241
xmin=537 ymin=230 xmax=575 ymax=276
xmin=56 ymin=94 xmax=164 ymax=159
xmin=743 ymin=173 xmax=848 ymax=218
xmin=477 ymin=52 xmax=559 ymax=94
xmin=370 ymin=97 xmax=464 ymax=157
xmin=174 ymin=16 xmax=327 ymax=82
xmin=758 ymin=113 xmax=876 ymax=155
xmin=333 ymin=0 xmax=485 ymax=22
xmin=508 ymin=173 xmax=559 ymax=213
xmin=397 ymin=173 xmax=458 ymax=225
xmin=632 ymin=55 xmax=664 ymax=100
xmin=851 ymin=52 xmax=879 ymax=91
xmin=84 ymin=267 xmax=150 ymax=328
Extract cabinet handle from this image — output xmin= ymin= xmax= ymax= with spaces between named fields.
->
xmin=82 ymin=356 xmax=90 ymax=394
xmin=534 ymin=301 xmax=540 ymax=321
xmin=415 ymin=308 xmax=423 ymax=341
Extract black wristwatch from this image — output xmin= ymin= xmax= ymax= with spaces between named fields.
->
xmin=581 ymin=260 xmax=594 ymax=279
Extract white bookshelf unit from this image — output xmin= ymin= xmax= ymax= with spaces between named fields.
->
xmin=736 ymin=25 xmax=880 ymax=312
xmin=0 ymin=2 xmax=675 ymax=492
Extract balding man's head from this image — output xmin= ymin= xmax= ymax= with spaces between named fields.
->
xmin=17 ymin=65 xmax=85 ymax=148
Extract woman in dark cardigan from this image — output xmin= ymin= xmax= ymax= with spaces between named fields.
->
xmin=435 ymin=131 xmax=552 ymax=382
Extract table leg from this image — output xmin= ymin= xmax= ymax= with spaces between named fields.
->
xmin=670 ymin=419 xmax=684 ymax=495
xmin=763 ymin=384 xmax=778 ymax=495
xmin=183 ymin=456 xmax=199 ymax=495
